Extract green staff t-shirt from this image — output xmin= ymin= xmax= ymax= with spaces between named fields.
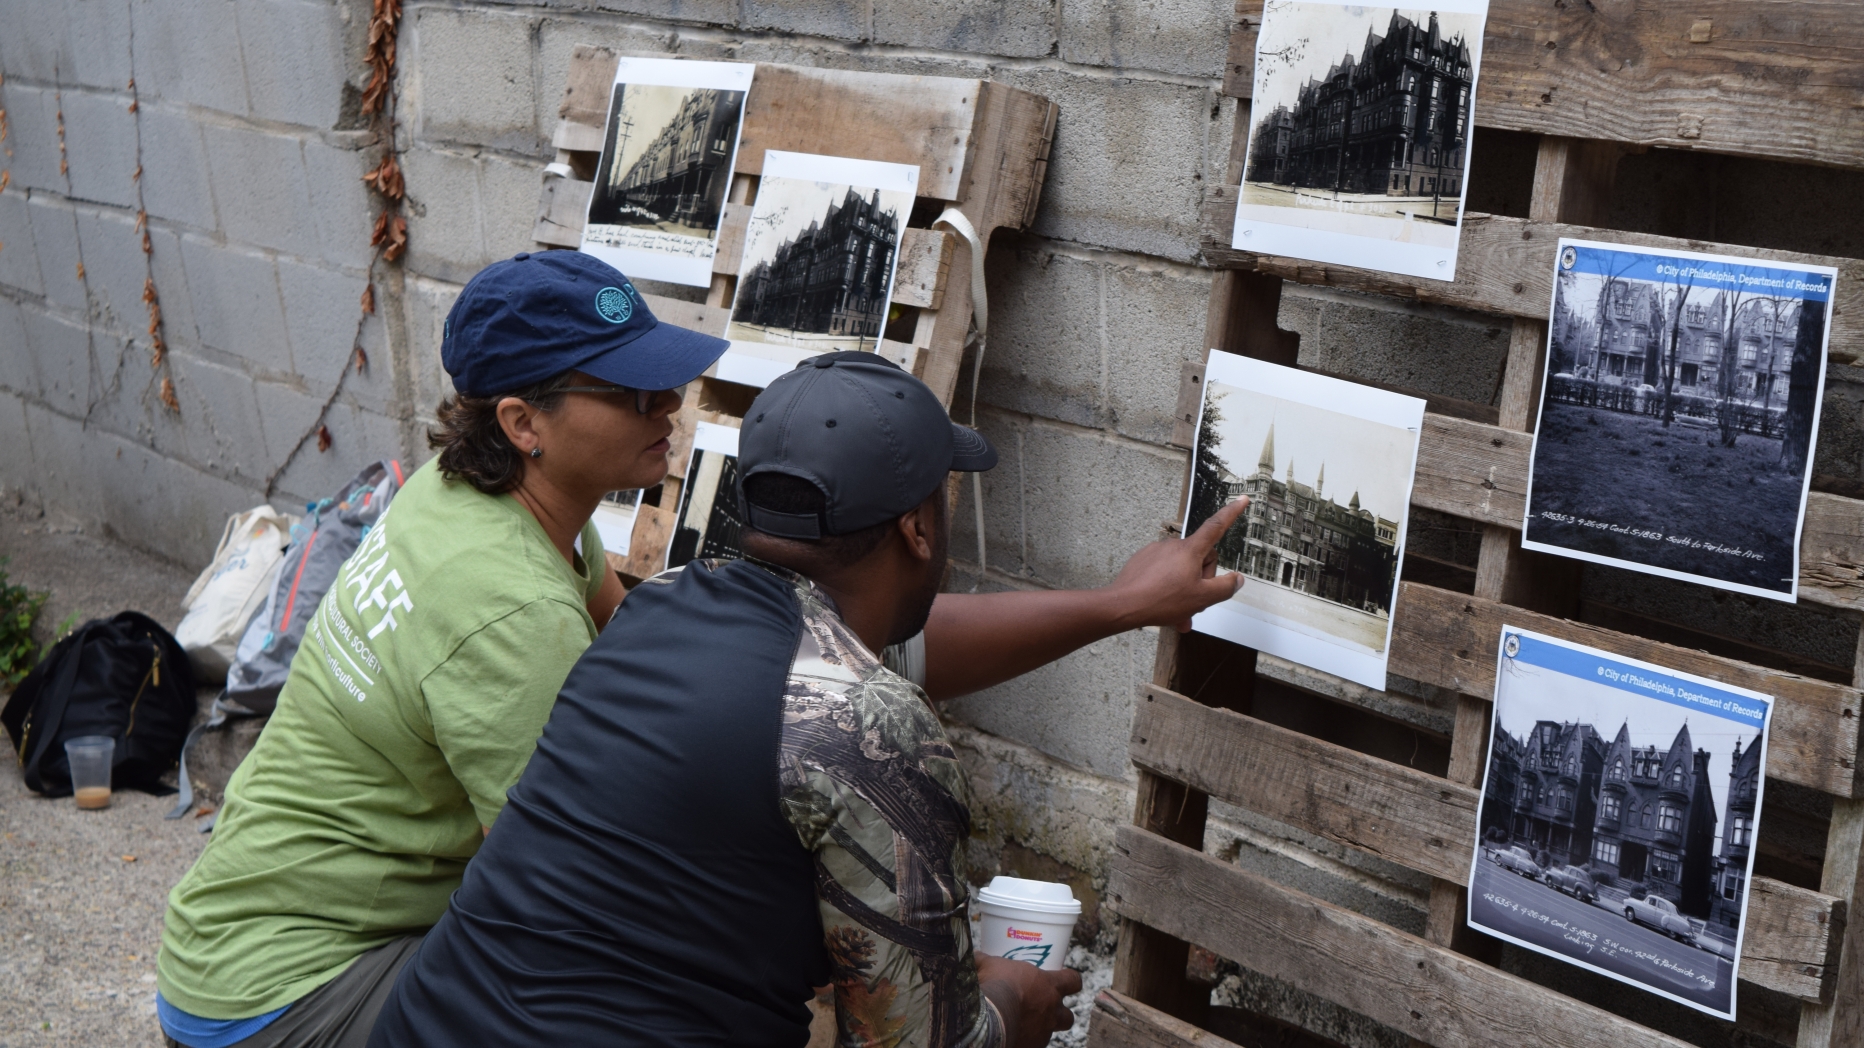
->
xmin=158 ymin=458 xmax=607 ymax=1019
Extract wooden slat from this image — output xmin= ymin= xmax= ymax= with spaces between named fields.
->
xmin=1107 ymin=825 xmax=1695 ymax=1048
xmin=532 ymin=176 xmax=592 ymax=249
xmin=1129 ymin=685 xmax=1841 ymax=1002
xmin=1196 ymin=197 xmax=1864 ymax=363
xmin=1219 ymin=2 xmax=1864 ymax=170
xmin=1089 ymin=990 xmax=1245 ymax=1048
xmin=1389 ymin=582 xmax=1864 ymax=797
xmin=1803 ymin=494 xmax=1864 ymax=613
xmin=640 ymin=293 xmax=729 ymax=337
xmin=736 ymin=64 xmax=978 ymax=200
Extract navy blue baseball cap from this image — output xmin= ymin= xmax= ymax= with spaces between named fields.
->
xmin=441 ymin=250 xmax=728 ymax=397
xmin=737 ymin=352 xmax=996 ymax=539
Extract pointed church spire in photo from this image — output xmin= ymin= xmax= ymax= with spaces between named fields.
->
xmin=1350 ymin=490 xmax=1361 ymax=511
xmin=1258 ymin=423 xmax=1276 ymax=473
xmin=1286 ymin=458 xmax=1294 ymax=484
xmin=1316 ymin=462 xmax=1325 ymax=498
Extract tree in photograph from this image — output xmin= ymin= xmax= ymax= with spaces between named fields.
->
xmin=1780 ymin=297 xmax=1825 ymax=473
xmin=1657 ymin=273 xmax=1696 ymax=427
xmin=1752 ymin=295 xmax=1799 ymax=426
xmin=1188 ymin=392 xmax=1231 ymax=531
xmin=1712 ymin=286 xmax=1751 ymax=448
xmin=1589 ymin=253 xmax=1641 ymax=380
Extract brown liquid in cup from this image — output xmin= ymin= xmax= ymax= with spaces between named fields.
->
xmin=74 ymin=786 xmax=112 ymax=810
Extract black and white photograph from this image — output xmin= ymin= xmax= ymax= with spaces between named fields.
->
xmin=1232 ymin=0 xmax=1487 ymax=280
xmin=580 ymin=57 xmax=753 ymax=288
xmin=1183 ymin=351 xmax=1424 ymax=689
xmin=717 ymin=151 xmax=918 ymax=388
xmin=666 ymin=421 xmax=745 ymax=569
xmin=1469 ymin=627 xmax=1772 ymax=1020
xmin=588 ymin=488 xmax=641 ymax=558
xmin=1522 ymin=239 xmax=1837 ymax=600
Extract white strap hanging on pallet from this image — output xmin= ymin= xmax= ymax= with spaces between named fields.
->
xmin=933 ymin=207 xmax=989 ymax=591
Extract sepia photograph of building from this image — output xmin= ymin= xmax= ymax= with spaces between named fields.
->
xmin=1523 ymin=240 xmax=1837 ymax=598
xmin=1469 ymin=628 xmax=1771 ymax=1019
xmin=1232 ymin=0 xmax=1486 ymax=280
xmin=667 ymin=422 xmax=745 ymax=569
xmin=718 ymin=151 xmax=918 ymax=387
xmin=1184 ymin=351 xmax=1422 ymax=689
xmin=580 ymin=58 xmax=753 ymax=287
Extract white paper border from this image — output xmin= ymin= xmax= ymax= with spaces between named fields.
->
xmin=1182 ymin=351 xmax=1425 ymax=690
xmin=1466 ymin=625 xmax=1773 ymax=1021
xmin=579 ymin=58 xmax=754 ymax=288
xmin=1520 ymin=238 xmax=1838 ymax=602
xmin=1231 ymin=0 xmax=1489 ymax=282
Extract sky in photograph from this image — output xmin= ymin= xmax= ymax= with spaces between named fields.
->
xmin=1253 ymin=2 xmax=1484 ymax=114
xmin=1202 ymin=380 xmax=1414 ymax=523
xmin=605 ymin=84 xmax=728 ymax=186
xmin=737 ymin=177 xmax=911 ymax=273
xmin=1557 ymin=269 xmax=1803 ymax=329
xmin=1493 ymin=658 xmax=1762 ymax=848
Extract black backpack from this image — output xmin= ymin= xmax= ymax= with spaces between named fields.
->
xmin=2 ymin=612 xmax=197 ymax=797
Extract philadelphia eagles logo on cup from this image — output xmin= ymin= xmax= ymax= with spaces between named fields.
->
xmin=595 ymin=286 xmax=634 ymax=325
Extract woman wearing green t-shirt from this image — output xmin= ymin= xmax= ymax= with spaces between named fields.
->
xmin=157 ymin=252 xmax=732 ymax=1048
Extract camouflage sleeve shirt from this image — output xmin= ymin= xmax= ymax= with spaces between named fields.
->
xmin=772 ymin=567 xmax=1005 ymax=1048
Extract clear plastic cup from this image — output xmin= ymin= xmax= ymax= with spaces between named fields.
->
xmin=65 ymin=736 xmax=115 ymax=810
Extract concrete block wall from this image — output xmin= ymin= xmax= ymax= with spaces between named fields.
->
xmin=10 ymin=4 xmax=1864 ymax=1045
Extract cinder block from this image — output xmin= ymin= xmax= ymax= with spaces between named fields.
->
xmin=65 ymin=0 xmax=136 ymax=90
xmin=1101 ymin=257 xmax=1213 ymax=443
xmin=534 ymin=20 xmax=681 ymax=139
xmin=72 ymin=206 xmax=153 ymax=336
xmin=587 ymin=0 xmax=739 ymax=25
xmin=201 ymin=123 xmax=317 ymax=256
xmin=301 ymin=137 xmax=376 ymax=270
xmin=130 ymin=0 xmax=250 ymax=116
xmin=0 ymin=296 xmax=40 ymax=397
xmin=872 ymin=0 xmax=1055 ymax=58
xmin=60 ymin=89 xmax=140 ymax=210
xmin=986 ymin=67 xmax=1221 ymax=262
xmin=0 ymin=1 xmax=72 ymax=82
xmin=237 ymin=0 xmax=350 ymax=128
xmin=733 ymin=40 xmax=992 ymax=80
xmin=946 ymin=626 xmax=1151 ymax=781
xmin=953 ymin=410 xmax=1186 ymax=591
xmin=2 ymin=83 xmax=67 ymax=196
xmin=0 ymin=191 xmax=47 ymax=297
xmin=20 ymin=303 xmax=93 ymax=410
xmin=179 ymin=237 xmax=290 ymax=373
xmin=412 ymin=7 xmax=542 ymax=154
xmin=147 ymin=225 xmax=201 ymax=350
xmin=1282 ymin=285 xmax=1509 ymax=405
xmin=256 ymin=384 xmax=405 ymax=505
xmin=742 ymin=0 xmax=867 ymax=42
xmin=25 ymin=196 xmax=87 ymax=312
xmin=274 ymin=254 xmax=373 ymax=394
xmin=136 ymin=105 xmax=219 ymax=232
xmin=0 ymin=393 xmax=31 ymax=486
xmin=478 ymin=152 xmax=546 ymax=263
xmin=1060 ymin=0 xmax=1231 ymax=79
xmin=164 ymin=349 xmax=276 ymax=487
xmin=401 ymin=147 xmax=490 ymax=284
xmin=403 ymin=274 xmax=461 ymax=416
xmin=976 ymin=241 xmax=1106 ymax=432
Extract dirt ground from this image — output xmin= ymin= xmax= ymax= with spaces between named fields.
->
xmin=1525 ymin=401 xmax=1804 ymax=593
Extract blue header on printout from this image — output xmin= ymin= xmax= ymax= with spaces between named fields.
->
xmin=1503 ymin=631 xmax=1770 ymax=730
xmin=1562 ymin=241 xmax=1833 ymax=303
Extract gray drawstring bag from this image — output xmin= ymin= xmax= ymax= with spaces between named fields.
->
xmin=169 ymin=459 xmax=405 ymax=822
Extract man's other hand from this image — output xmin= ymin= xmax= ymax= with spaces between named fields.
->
xmin=977 ymin=953 xmax=1081 ymax=1048
xmin=1104 ymin=497 xmax=1249 ymax=633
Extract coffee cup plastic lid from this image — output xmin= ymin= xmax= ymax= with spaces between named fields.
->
xmin=976 ymin=875 xmax=1082 ymax=915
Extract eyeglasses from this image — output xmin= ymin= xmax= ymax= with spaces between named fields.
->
xmin=559 ymin=383 xmax=684 ymax=415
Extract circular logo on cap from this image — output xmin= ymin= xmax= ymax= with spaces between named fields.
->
xmin=595 ymin=286 xmax=633 ymax=325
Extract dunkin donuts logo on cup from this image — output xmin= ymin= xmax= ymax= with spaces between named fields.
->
xmin=1006 ymin=928 xmax=1044 ymax=942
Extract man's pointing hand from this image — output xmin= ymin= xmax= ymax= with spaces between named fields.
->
xmin=1104 ymin=497 xmax=1250 ymax=634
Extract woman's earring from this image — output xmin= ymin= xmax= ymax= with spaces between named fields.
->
xmin=529 ymin=447 xmax=543 ymax=458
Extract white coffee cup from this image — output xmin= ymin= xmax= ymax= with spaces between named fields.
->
xmin=973 ymin=875 xmax=1081 ymax=971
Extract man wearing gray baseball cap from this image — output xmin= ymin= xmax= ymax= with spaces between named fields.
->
xmin=371 ymin=353 xmax=1249 ymax=1048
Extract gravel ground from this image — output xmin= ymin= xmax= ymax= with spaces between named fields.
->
xmin=2 ymin=494 xmax=210 ymax=1048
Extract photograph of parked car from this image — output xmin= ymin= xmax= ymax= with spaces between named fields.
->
xmin=1467 ymin=626 xmax=1772 ymax=1020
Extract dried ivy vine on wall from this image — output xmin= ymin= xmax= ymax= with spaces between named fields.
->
xmin=125 ymin=33 xmax=182 ymax=414
xmin=264 ymin=0 xmax=408 ymax=493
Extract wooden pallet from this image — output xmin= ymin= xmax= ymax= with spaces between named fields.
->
xmin=533 ymin=47 xmax=1058 ymax=576
xmin=1097 ymin=3 xmax=1864 ymax=1048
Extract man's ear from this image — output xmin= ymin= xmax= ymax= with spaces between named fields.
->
xmin=495 ymin=397 xmax=542 ymax=455
xmin=895 ymin=498 xmax=938 ymax=562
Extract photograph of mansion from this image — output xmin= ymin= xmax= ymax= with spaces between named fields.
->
xmin=1246 ymin=10 xmax=1474 ymax=206
xmin=1213 ymin=424 xmax=1399 ymax=614
xmin=1483 ymin=719 xmax=1762 ymax=929
xmin=732 ymin=187 xmax=900 ymax=341
xmin=594 ymin=87 xmax=741 ymax=232
xmin=1552 ymin=282 xmax=1803 ymax=411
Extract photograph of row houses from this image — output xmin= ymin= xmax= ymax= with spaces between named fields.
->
xmin=1469 ymin=628 xmax=1770 ymax=1018
xmin=1523 ymin=240 xmax=1837 ymax=598
xmin=1184 ymin=351 xmax=1422 ymax=689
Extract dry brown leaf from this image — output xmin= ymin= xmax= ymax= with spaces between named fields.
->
xmin=135 ymin=210 xmax=147 ymax=232
xmin=193 ymin=805 xmax=216 ymax=819
xmin=141 ymin=230 xmax=152 ymax=254
xmin=0 ymin=170 xmax=9 ymax=192
xmin=362 ymin=154 xmax=404 ymax=200
xmin=370 ymin=209 xmax=407 ymax=261
xmin=360 ymin=283 xmax=375 ymax=314
xmin=159 ymin=376 xmax=179 ymax=412
xmin=132 ymin=164 xmax=141 ymax=182
xmin=151 ymin=335 xmax=166 ymax=369
xmin=354 ymin=346 xmax=369 ymax=372
xmin=316 ymin=425 xmax=333 ymax=452
xmin=74 ymin=262 xmax=84 ymax=280
xmin=59 ymin=158 xmax=67 ymax=176
xmin=143 ymin=278 xmax=157 ymax=304
xmin=120 ymin=855 xmax=137 ymax=863
xmin=127 ymin=100 xmax=138 ymax=114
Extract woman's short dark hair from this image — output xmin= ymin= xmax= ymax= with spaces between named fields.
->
xmin=427 ymin=372 xmax=577 ymax=494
